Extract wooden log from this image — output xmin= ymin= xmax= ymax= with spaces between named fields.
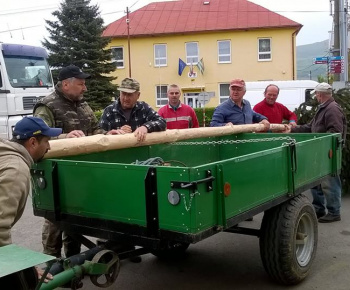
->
xmin=44 ymin=123 xmax=286 ymax=159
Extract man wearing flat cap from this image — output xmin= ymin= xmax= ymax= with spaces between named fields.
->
xmin=0 ymin=117 xmax=61 ymax=282
xmin=284 ymin=82 xmax=347 ymax=223
xmin=100 ymin=77 xmax=166 ymax=141
xmin=210 ymin=78 xmax=270 ymax=130
xmin=33 ymin=64 xmax=104 ymax=258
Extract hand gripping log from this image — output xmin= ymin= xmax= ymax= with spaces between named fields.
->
xmin=45 ymin=124 xmax=286 ymax=159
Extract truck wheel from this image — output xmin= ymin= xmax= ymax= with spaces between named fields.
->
xmin=259 ymin=194 xmax=318 ymax=285
xmin=152 ymin=241 xmax=190 ymax=260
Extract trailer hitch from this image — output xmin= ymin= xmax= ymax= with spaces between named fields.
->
xmin=171 ymin=170 xmax=215 ymax=193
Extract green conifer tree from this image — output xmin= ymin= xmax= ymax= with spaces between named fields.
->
xmin=42 ymin=0 xmax=118 ymax=110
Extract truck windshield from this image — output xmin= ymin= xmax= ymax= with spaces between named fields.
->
xmin=4 ymin=55 xmax=53 ymax=88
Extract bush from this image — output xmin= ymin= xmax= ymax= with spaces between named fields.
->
xmin=194 ymin=107 xmax=215 ymax=127
xmin=294 ymin=88 xmax=350 ymax=195
xmin=94 ymin=110 xmax=103 ymax=121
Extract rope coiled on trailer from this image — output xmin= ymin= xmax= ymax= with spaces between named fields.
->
xmin=132 ymin=157 xmax=165 ymax=165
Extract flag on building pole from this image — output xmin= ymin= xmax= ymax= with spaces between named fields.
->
xmin=197 ymin=58 xmax=204 ymax=74
xmin=178 ymin=58 xmax=186 ymax=76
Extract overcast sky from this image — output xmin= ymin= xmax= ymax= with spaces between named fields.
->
xmin=0 ymin=0 xmax=333 ymax=47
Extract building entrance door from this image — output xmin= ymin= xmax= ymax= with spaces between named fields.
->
xmin=183 ymin=92 xmax=203 ymax=108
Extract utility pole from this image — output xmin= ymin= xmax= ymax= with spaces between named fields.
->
xmin=333 ymin=0 xmax=340 ymax=81
xmin=126 ymin=7 xmax=131 ymax=78
xmin=340 ymin=0 xmax=349 ymax=81
xmin=333 ymin=0 xmax=348 ymax=82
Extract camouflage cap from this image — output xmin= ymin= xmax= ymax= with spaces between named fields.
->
xmin=118 ymin=78 xmax=140 ymax=93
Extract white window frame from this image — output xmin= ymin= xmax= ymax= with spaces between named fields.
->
xmin=183 ymin=92 xmax=202 ymax=108
xmin=156 ymin=85 xmax=168 ymax=107
xmin=154 ymin=44 xmax=167 ymax=67
xmin=111 ymin=46 xmax=124 ymax=68
xmin=258 ymin=38 xmax=272 ymax=61
xmin=185 ymin=42 xmax=199 ymax=64
xmin=218 ymin=40 xmax=231 ymax=63
xmin=219 ymin=83 xmax=230 ymax=104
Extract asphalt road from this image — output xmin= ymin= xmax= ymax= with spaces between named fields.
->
xmin=12 ymin=193 xmax=350 ymax=290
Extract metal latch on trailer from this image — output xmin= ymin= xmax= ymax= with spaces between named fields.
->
xmin=170 ymin=170 xmax=215 ymax=193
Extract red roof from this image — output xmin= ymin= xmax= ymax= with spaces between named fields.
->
xmin=103 ymin=0 xmax=302 ymax=38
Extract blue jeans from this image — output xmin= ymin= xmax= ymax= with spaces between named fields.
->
xmin=311 ymin=175 xmax=342 ymax=216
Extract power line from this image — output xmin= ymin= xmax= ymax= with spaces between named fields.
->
xmin=0 ymin=5 xmax=57 ymax=16
xmin=0 ymin=25 xmax=43 ymax=34
xmin=99 ymin=10 xmax=126 ymax=16
xmin=0 ymin=3 xmax=57 ymax=15
xmin=0 ymin=6 xmax=334 ymax=17
xmin=0 ymin=8 xmax=125 ymax=34
xmin=0 ymin=9 xmax=125 ymax=34
xmin=130 ymin=0 xmax=141 ymax=9
xmin=0 ymin=0 xmax=126 ymax=16
xmin=0 ymin=1 xmax=334 ymax=34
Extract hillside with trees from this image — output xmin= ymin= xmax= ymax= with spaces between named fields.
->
xmin=297 ymin=40 xmax=329 ymax=81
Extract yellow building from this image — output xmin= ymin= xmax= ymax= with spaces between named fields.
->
xmin=103 ymin=0 xmax=302 ymax=109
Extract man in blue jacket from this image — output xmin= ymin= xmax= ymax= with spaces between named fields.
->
xmin=211 ymin=78 xmax=269 ymax=222
xmin=210 ymin=79 xmax=270 ymax=130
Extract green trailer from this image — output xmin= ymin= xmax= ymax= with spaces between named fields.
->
xmin=30 ymin=132 xmax=342 ymax=288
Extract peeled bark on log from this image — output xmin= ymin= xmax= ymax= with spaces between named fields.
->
xmin=44 ymin=123 xmax=286 ymax=159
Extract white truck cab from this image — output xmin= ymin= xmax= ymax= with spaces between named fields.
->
xmin=244 ymin=80 xmax=319 ymax=111
xmin=0 ymin=43 xmax=54 ymax=139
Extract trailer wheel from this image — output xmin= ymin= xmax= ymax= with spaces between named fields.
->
xmin=90 ymin=250 xmax=120 ymax=288
xmin=152 ymin=241 xmax=190 ymax=260
xmin=260 ymin=194 xmax=318 ymax=285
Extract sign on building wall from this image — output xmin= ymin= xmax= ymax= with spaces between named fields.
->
xmin=188 ymin=71 xmax=197 ymax=78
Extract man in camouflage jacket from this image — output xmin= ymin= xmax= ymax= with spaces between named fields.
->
xmin=100 ymin=78 xmax=166 ymax=142
xmin=33 ymin=65 xmax=104 ymax=258
xmin=34 ymin=65 xmax=104 ymax=138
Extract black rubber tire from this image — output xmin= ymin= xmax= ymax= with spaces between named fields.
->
xmin=152 ymin=241 xmax=190 ymax=260
xmin=259 ymin=194 xmax=318 ymax=285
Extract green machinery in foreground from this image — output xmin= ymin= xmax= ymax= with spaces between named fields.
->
xmin=29 ymin=132 xmax=342 ymax=288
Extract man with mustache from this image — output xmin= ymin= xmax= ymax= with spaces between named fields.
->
xmin=100 ymin=77 xmax=166 ymax=142
xmin=33 ymin=65 xmax=105 ymax=259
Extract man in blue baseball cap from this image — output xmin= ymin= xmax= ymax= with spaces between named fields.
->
xmin=0 ymin=117 xmax=62 ymax=282
xmin=13 ymin=116 xmax=63 ymax=139
xmin=11 ymin=116 xmax=62 ymax=162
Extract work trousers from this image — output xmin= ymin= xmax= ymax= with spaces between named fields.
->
xmin=42 ymin=219 xmax=81 ymax=258
xmin=311 ymin=174 xmax=342 ymax=216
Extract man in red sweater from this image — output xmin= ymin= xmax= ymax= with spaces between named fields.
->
xmin=158 ymin=84 xmax=199 ymax=129
xmin=253 ymin=84 xmax=297 ymax=126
